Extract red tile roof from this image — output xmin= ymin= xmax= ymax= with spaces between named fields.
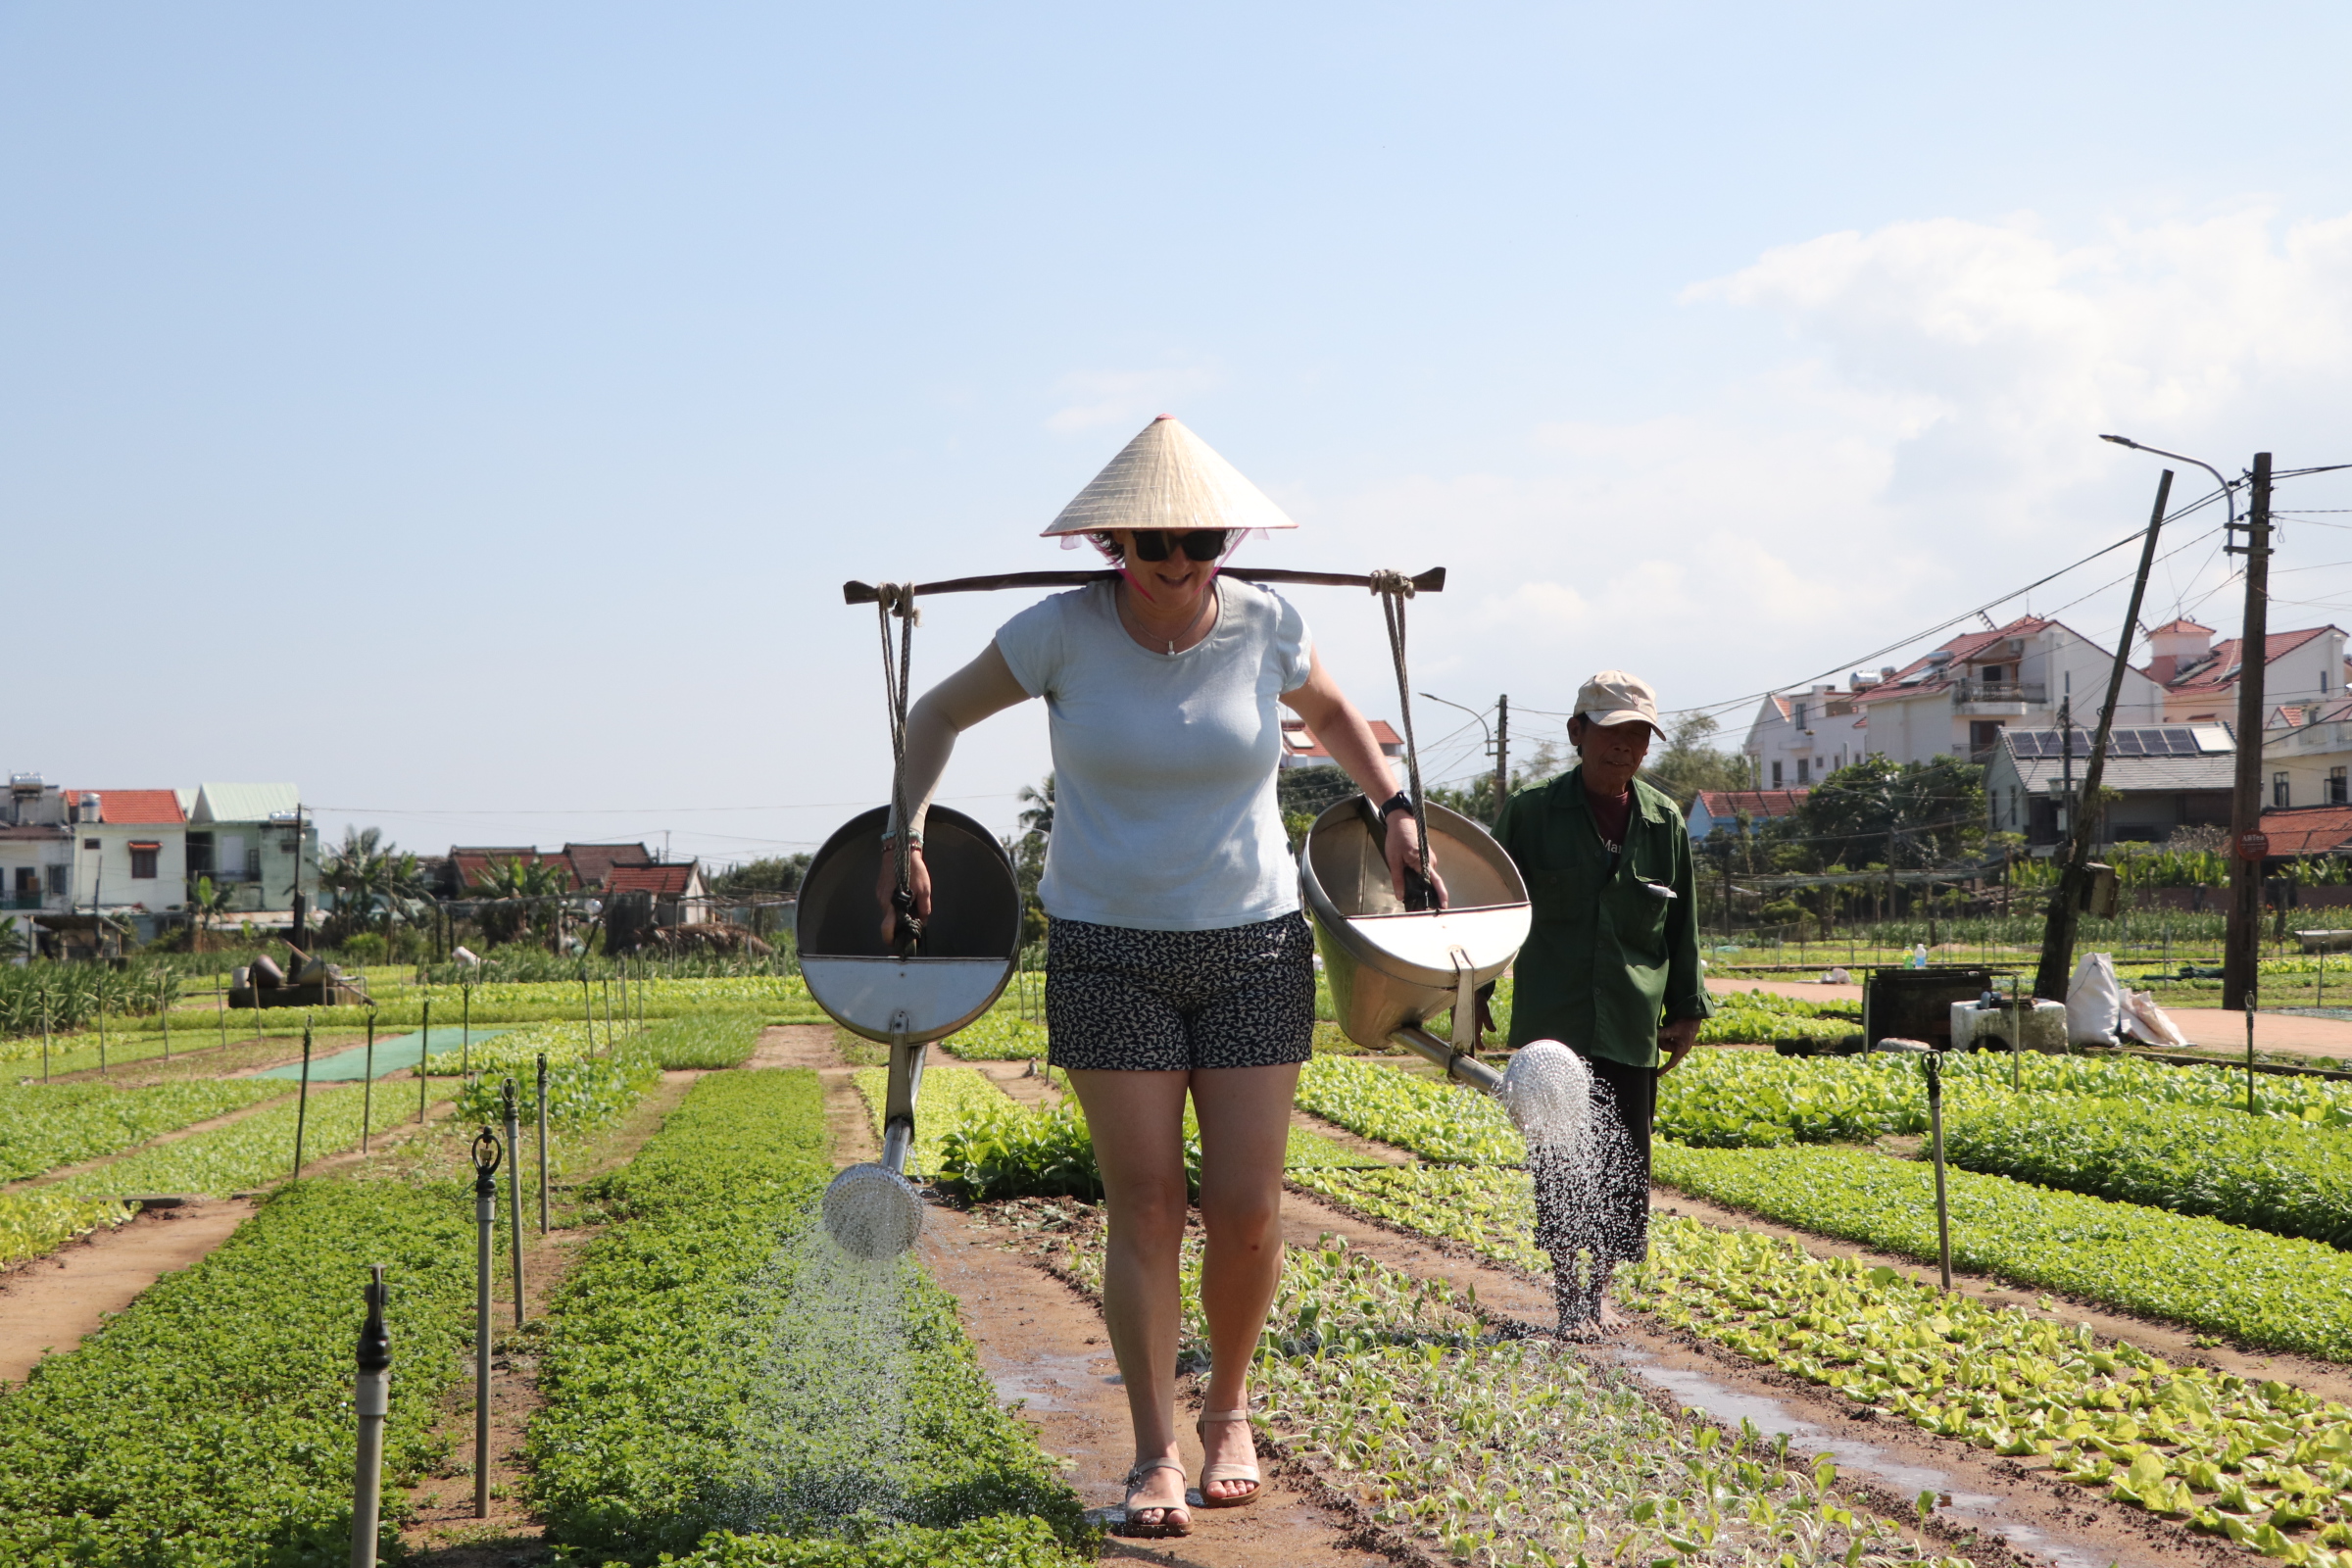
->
xmin=2165 ymin=627 xmax=2340 ymax=694
xmin=607 ymin=863 xmax=697 ymax=897
xmin=2147 ymin=617 xmax=2214 ymax=636
xmin=564 ymin=842 xmax=654 ymax=887
xmin=74 ymin=789 xmax=184 ymax=824
xmin=1851 ymin=616 xmax=2058 ymax=704
xmin=1281 ymin=718 xmax=1403 ymax=761
xmin=2255 ymin=805 xmax=2352 ymax=858
xmin=1694 ymin=789 xmax=1809 ymax=819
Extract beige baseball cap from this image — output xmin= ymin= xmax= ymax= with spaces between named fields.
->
xmin=1575 ymin=670 xmax=1667 ymax=738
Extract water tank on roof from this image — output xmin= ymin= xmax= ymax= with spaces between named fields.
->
xmin=76 ymin=793 xmax=100 ymax=822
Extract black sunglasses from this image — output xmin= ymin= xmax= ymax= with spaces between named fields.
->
xmin=1131 ymin=528 xmax=1231 ymax=563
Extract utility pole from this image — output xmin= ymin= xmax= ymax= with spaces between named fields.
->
xmin=2225 ymin=454 xmax=2275 ymax=1012
xmin=2036 ymin=469 xmax=2173 ymax=1001
xmin=1492 ymin=695 xmax=1509 ymax=823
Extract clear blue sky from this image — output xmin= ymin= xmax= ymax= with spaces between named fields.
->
xmin=9 ymin=3 xmax=2352 ymax=862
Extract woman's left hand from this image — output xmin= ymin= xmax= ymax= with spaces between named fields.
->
xmin=1383 ymin=810 xmax=1447 ymax=909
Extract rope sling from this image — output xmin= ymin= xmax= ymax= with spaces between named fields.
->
xmin=875 ymin=582 xmax=923 ymax=957
xmin=1370 ymin=569 xmax=1439 ymax=910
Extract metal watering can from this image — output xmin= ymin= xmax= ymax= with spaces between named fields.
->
xmin=796 ymin=804 xmax=1021 ymax=1257
xmin=1298 ymin=797 xmax=1531 ymax=1093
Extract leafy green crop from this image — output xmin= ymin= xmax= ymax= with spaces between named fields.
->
xmin=1654 ymin=1144 xmax=2352 ymax=1361
xmin=935 ymin=1009 xmax=1048 ymax=1061
xmin=1289 ymin=1163 xmax=1548 ymax=1274
xmin=48 ymin=1080 xmax=458 ymax=1200
xmin=455 ymin=1054 xmax=661 ymax=1132
xmin=0 ymin=1188 xmax=134 ymax=1269
xmin=0 ymin=1079 xmax=289 ymax=1183
xmin=0 ymin=1178 xmax=477 ymax=1566
xmin=1295 ymin=1054 xmax=1522 ymax=1163
xmin=527 ymin=1070 xmax=1086 ymax=1563
xmin=1630 ymin=1219 xmax=2352 ymax=1563
xmin=654 ymin=1515 xmax=1088 ymax=1567
xmin=850 ymin=1066 xmax=1019 ymax=1176
xmin=1944 ymin=1097 xmax=2352 ymax=1248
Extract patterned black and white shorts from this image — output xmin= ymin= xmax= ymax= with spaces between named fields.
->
xmin=1045 ymin=911 xmax=1318 ymax=1072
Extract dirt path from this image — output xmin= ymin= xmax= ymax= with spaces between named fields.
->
xmin=921 ymin=1202 xmax=1387 ymax=1566
xmin=1275 ymin=1187 xmax=2216 ymax=1568
xmin=0 ymin=1200 xmax=256 ymax=1384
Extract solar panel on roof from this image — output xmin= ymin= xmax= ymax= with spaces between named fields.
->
xmin=2112 ymin=731 xmax=2145 ymax=756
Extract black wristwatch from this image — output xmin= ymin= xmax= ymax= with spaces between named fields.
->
xmin=1376 ymin=791 xmax=1414 ymax=820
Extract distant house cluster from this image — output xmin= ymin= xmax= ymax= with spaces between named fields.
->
xmin=1731 ymin=613 xmax=2352 ymax=849
xmin=434 ymin=842 xmax=710 ymax=925
xmin=0 ymin=775 xmax=318 ymax=930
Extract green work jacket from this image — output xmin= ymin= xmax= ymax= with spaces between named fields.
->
xmin=1492 ymin=766 xmax=1712 ymax=1067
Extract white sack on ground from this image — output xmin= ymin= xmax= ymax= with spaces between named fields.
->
xmin=2066 ymin=953 xmax=2125 ymax=1045
xmin=2122 ymin=988 xmax=2192 ymax=1049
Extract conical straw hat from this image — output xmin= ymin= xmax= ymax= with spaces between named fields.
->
xmin=1042 ymin=415 xmax=1299 ymax=536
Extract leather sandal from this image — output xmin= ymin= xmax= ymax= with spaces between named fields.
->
xmin=1119 ymin=1457 xmax=1192 ymax=1537
xmin=1195 ymin=1408 xmax=1263 ymax=1508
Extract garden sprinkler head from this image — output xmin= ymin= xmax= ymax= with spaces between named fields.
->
xmin=470 ymin=1126 xmax=503 ymax=1196
xmin=821 ymin=1162 xmax=923 ymax=1260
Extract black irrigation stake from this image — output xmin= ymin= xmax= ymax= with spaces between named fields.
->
xmin=1926 ymin=1051 xmax=1952 ymax=1292
xmin=417 ymin=999 xmax=432 ymax=1124
xmin=535 ymin=1054 xmax=550 ymax=1235
xmin=2247 ymin=995 xmax=2259 ymax=1114
xmin=502 ymin=1079 xmax=524 ymax=1327
xmin=292 ymin=1015 xmax=315 ymax=1179
xmin=362 ymin=1009 xmax=376 ymax=1154
xmin=159 ymin=973 xmax=171 ymax=1062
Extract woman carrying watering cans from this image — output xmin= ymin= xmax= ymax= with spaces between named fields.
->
xmin=874 ymin=416 xmax=1439 ymax=1538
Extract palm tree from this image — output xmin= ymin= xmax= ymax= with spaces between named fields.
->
xmin=467 ymin=855 xmax=573 ymax=948
xmin=187 ymin=875 xmax=236 ymax=943
xmin=1016 ymin=773 xmax=1054 ymax=837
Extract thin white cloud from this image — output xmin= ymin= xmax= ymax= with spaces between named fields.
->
xmin=1044 ymin=362 xmax=1224 ymax=434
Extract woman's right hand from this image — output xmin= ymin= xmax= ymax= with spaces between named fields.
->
xmin=875 ymin=842 xmax=933 ymax=949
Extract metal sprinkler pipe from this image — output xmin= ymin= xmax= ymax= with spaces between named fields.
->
xmin=469 ymin=1127 xmax=500 ymax=1518
xmin=417 ymin=999 xmax=431 ymax=1124
xmin=362 ymin=1009 xmax=375 ymax=1155
xmin=501 ymin=1080 xmax=524 ymax=1327
xmin=351 ymin=1264 xmax=391 ymax=1568
xmin=1880 ymin=1040 xmax=1952 ymax=1289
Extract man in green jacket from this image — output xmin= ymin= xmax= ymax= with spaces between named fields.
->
xmin=1488 ymin=670 xmax=1711 ymax=1320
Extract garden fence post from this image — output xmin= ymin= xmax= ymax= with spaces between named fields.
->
xmin=1927 ymin=1051 xmax=1952 ymax=1291
xmin=418 ymin=998 xmax=431 ymax=1124
xmin=362 ymin=1009 xmax=375 ymax=1154
xmin=462 ymin=983 xmax=471 ymax=1074
xmin=293 ymin=1015 xmax=315 ymax=1178
xmin=470 ymin=1128 xmax=501 ymax=1519
xmin=98 ymin=995 xmax=107 ymax=1076
xmin=536 ymin=1054 xmax=549 ymax=1234
xmin=2246 ymin=995 xmax=2258 ymax=1114
xmin=40 ymin=991 xmax=50 ymax=1083
xmin=580 ymin=970 xmax=593 ymax=1056
xmin=602 ymin=979 xmax=612 ymax=1055
xmin=160 ymin=973 xmax=171 ymax=1062
xmin=218 ymin=974 xmax=228 ymax=1053
xmin=502 ymin=1079 xmax=524 ymax=1327
xmin=352 ymin=1264 xmax=391 ymax=1568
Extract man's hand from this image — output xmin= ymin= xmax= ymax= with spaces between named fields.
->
xmin=873 ymin=843 xmax=932 ymax=948
xmin=1656 ymin=1015 xmax=1702 ymax=1073
xmin=1383 ymin=810 xmax=1448 ymax=909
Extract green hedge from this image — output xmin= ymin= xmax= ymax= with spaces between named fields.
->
xmin=0 ymin=1179 xmax=476 ymax=1566
xmin=653 ymin=1516 xmax=1086 ymax=1567
xmin=526 ymin=1070 xmax=1085 ymax=1563
xmin=1945 ymin=1097 xmax=2352 ymax=1248
xmin=1654 ymin=1143 xmax=2352 ymax=1361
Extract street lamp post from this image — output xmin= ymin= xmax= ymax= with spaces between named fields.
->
xmin=1419 ymin=693 xmax=1500 ymax=823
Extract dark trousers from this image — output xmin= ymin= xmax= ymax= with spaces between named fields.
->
xmin=1536 ymin=1052 xmax=1657 ymax=1327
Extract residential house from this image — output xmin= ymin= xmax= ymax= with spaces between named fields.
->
xmin=1852 ymin=617 xmax=2169 ymax=768
xmin=0 ymin=775 xmax=74 ymax=915
xmin=181 ymin=783 xmax=319 ymax=917
xmin=1982 ymin=725 xmax=2235 ymax=848
xmin=1686 ymin=789 xmax=1809 ymax=843
xmin=2260 ymin=698 xmax=2352 ymax=809
xmin=2151 ymin=619 xmax=2349 ymax=723
xmin=443 ymin=846 xmax=579 ymax=900
xmin=1742 ymin=686 xmax=1867 ymax=789
xmin=1280 ymin=715 xmax=1405 ymax=769
xmin=562 ymin=842 xmax=655 ymax=887
xmin=607 ymin=860 xmax=710 ymax=925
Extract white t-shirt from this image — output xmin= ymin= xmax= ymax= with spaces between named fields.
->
xmin=993 ymin=578 xmax=1315 ymax=932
